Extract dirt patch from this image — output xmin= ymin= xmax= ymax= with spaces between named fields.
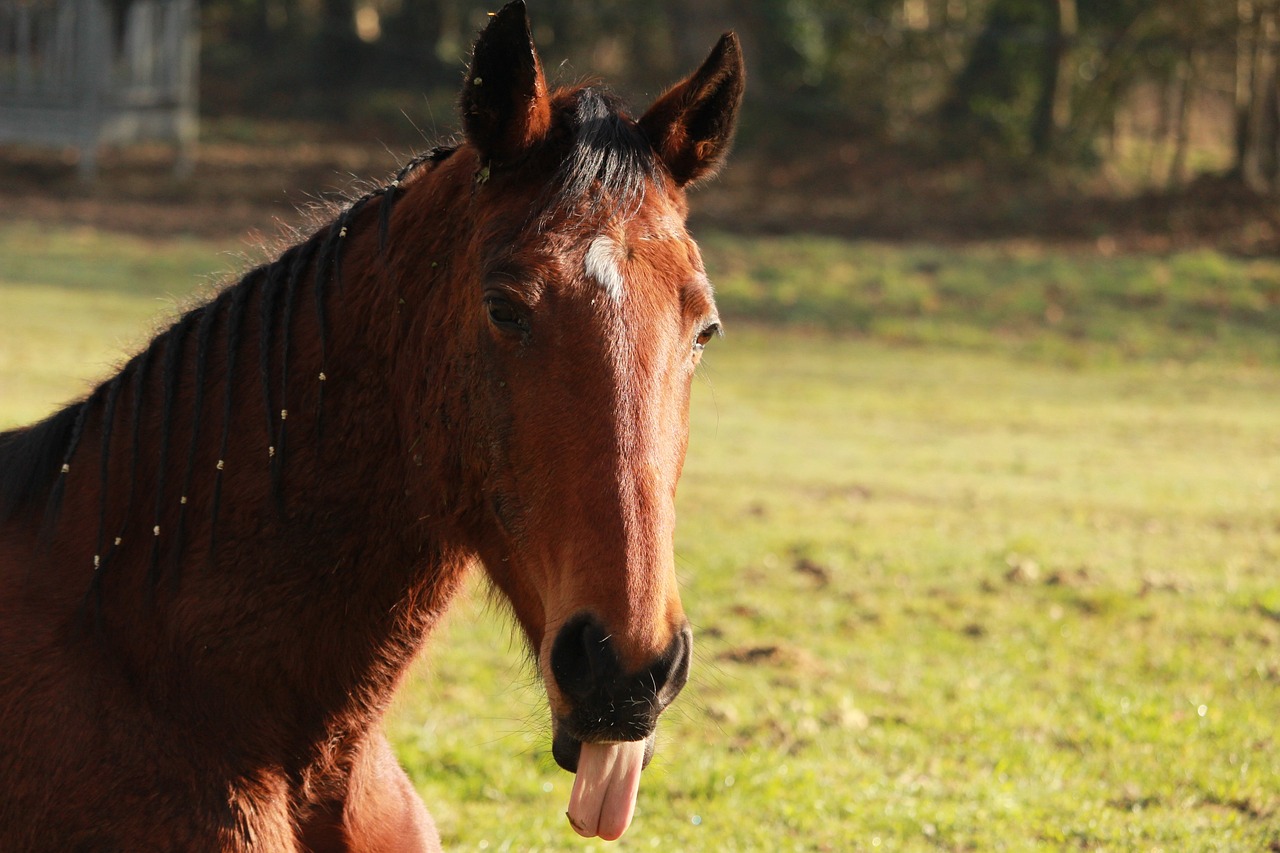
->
xmin=792 ymin=556 xmax=831 ymax=588
xmin=716 ymin=643 xmax=826 ymax=677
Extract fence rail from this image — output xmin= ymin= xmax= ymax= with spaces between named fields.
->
xmin=0 ymin=0 xmax=198 ymax=178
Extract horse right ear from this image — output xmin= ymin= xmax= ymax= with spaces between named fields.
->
xmin=639 ymin=33 xmax=745 ymax=187
xmin=461 ymin=0 xmax=552 ymax=165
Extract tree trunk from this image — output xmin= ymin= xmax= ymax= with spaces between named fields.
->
xmin=314 ymin=0 xmax=361 ymax=107
xmin=1234 ymin=0 xmax=1258 ymax=177
xmin=937 ymin=0 xmax=1018 ymax=134
xmin=1167 ymin=46 xmax=1197 ymax=190
xmin=1243 ymin=9 xmax=1280 ymax=190
xmin=1031 ymin=0 xmax=1077 ymax=156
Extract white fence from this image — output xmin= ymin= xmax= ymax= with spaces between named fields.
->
xmin=0 ymin=0 xmax=198 ymax=178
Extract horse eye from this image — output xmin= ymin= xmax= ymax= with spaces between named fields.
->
xmin=694 ymin=322 xmax=720 ymax=351
xmin=485 ymin=296 xmax=523 ymax=331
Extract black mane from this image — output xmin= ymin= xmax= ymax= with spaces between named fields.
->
xmin=551 ymin=87 xmax=658 ymax=211
xmin=0 ymin=146 xmax=456 ymax=553
xmin=0 ymin=404 xmax=82 ymax=523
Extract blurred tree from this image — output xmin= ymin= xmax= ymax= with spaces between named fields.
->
xmin=1236 ymin=1 xmax=1280 ymax=190
xmin=933 ymin=0 xmax=1246 ymax=169
xmin=937 ymin=0 xmax=1054 ymax=156
xmin=378 ymin=1 xmax=449 ymax=89
xmin=194 ymin=0 xmax=1269 ymax=189
xmin=1029 ymin=0 xmax=1075 ymax=155
xmin=315 ymin=0 xmax=363 ymax=104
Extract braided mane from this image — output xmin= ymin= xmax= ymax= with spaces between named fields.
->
xmin=0 ymin=147 xmax=456 ymax=576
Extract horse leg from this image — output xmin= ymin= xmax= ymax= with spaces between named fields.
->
xmin=299 ymin=732 xmax=441 ymax=853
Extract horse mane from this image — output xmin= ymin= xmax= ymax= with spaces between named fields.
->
xmin=0 ymin=158 xmax=442 ymax=547
xmin=550 ymin=87 xmax=657 ymax=211
xmin=0 ymin=85 xmax=657 ymax=573
xmin=0 ymin=404 xmax=82 ymax=522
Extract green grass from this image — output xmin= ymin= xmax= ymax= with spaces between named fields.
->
xmin=2 ymin=222 xmax=1279 ymax=849
xmin=699 ymin=233 xmax=1280 ymax=365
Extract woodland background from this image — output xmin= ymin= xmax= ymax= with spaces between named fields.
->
xmin=4 ymin=0 xmax=1280 ymax=247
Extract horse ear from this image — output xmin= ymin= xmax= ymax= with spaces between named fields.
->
xmin=639 ymin=33 xmax=745 ymax=188
xmin=460 ymin=0 xmax=552 ymax=164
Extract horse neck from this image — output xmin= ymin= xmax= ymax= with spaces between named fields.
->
xmin=25 ymin=169 xmax=480 ymax=754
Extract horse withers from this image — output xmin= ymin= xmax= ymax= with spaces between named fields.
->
xmin=0 ymin=2 xmax=743 ymax=848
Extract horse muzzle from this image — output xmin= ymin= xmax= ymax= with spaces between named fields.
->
xmin=548 ymin=612 xmax=692 ymax=773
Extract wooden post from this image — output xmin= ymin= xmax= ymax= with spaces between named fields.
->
xmin=75 ymin=0 xmax=107 ymax=182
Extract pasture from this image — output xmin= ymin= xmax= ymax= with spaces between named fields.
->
xmin=1 ymin=221 xmax=1278 ymax=850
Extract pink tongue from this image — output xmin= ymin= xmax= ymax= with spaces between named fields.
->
xmin=566 ymin=740 xmax=645 ymax=841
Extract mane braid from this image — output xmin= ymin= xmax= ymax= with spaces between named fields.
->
xmin=92 ymin=375 xmax=125 ymax=568
xmin=105 ymin=345 xmax=154 ymax=573
xmin=259 ymin=252 xmax=287 ymax=500
xmin=330 ymin=210 xmax=353 ymax=294
xmin=40 ymin=387 xmax=98 ymax=540
xmin=308 ymin=147 xmax=455 ymax=438
xmin=378 ymin=146 xmax=454 ymax=251
xmin=377 ymin=185 xmax=397 ymax=252
xmin=83 ymin=372 xmax=125 ymax=614
xmin=147 ymin=315 xmax=193 ymax=589
xmin=396 ymin=146 xmax=451 ymax=183
xmin=209 ymin=273 xmax=255 ymax=558
xmin=312 ymin=225 xmax=340 ymax=440
xmin=274 ymin=238 xmax=320 ymax=501
xmin=0 ymin=407 xmax=74 ymax=523
xmin=174 ymin=298 xmax=222 ymax=582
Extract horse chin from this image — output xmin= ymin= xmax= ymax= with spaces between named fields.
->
xmin=551 ymin=726 xmax=657 ymax=774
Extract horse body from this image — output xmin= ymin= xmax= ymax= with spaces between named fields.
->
xmin=0 ymin=3 xmax=743 ymax=849
xmin=0 ymin=164 xmax=466 ymax=850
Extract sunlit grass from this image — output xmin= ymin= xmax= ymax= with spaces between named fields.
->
xmin=2 ymin=223 xmax=1279 ymax=849
xmin=700 ymin=234 xmax=1280 ymax=365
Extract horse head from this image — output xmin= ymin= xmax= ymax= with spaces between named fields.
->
xmin=392 ymin=1 xmax=742 ymax=838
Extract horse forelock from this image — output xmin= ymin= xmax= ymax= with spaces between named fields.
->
xmin=546 ymin=87 xmax=659 ymax=216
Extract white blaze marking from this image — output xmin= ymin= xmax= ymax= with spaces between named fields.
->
xmin=585 ymin=235 xmax=626 ymax=302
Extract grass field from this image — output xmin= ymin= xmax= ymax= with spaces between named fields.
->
xmin=2 ymin=222 xmax=1278 ymax=850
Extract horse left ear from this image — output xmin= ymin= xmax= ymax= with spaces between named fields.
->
xmin=461 ymin=0 xmax=552 ymax=164
xmin=639 ymin=32 xmax=746 ymax=188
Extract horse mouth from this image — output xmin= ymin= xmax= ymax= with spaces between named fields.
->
xmin=545 ymin=617 xmax=691 ymax=777
xmin=552 ymin=725 xmax=657 ymax=773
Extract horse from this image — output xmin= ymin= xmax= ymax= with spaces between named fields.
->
xmin=0 ymin=3 xmax=743 ymax=849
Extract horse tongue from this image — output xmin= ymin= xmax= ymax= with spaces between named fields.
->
xmin=566 ymin=740 xmax=645 ymax=840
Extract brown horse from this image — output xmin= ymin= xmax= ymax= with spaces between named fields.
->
xmin=0 ymin=3 xmax=743 ymax=849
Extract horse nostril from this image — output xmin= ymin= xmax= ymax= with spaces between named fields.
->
xmin=579 ymin=619 xmax=610 ymax=681
xmin=550 ymin=613 xmax=614 ymax=703
xmin=550 ymin=614 xmax=693 ymax=739
xmin=654 ymin=623 xmax=692 ymax=709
